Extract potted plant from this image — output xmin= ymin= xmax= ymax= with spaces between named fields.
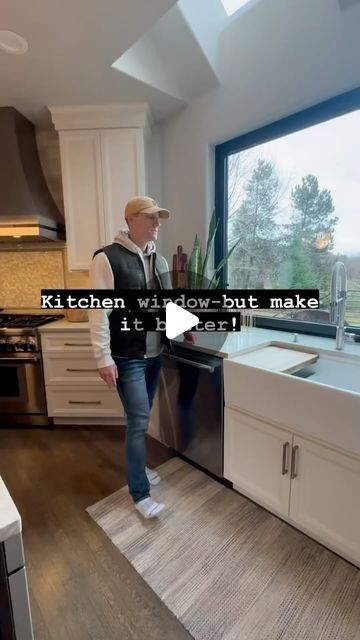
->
xmin=187 ymin=210 xmax=240 ymax=289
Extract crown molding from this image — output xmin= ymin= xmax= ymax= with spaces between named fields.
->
xmin=48 ymin=103 xmax=150 ymax=131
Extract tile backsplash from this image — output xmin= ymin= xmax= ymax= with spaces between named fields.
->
xmin=0 ymin=251 xmax=64 ymax=308
xmin=0 ymin=248 xmax=89 ymax=309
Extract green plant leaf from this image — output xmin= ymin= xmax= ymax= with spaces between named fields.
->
xmin=202 ymin=209 xmax=219 ymax=284
xmin=187 ymin=235 xmax=203 ymax=289
xmin=213 ymin=237 xmax=241 ymax=277
xmin=186 ymin=213 xmax=241 ymax=290
xmin=208 ymin=274 xmax=221 ymax=289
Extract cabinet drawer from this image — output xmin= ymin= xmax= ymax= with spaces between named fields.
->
xmin=46 ymin=386 xmax=124 ymax=418
xmin=42 ymin=332 xmax=93 ymax=353
xmin=43 ymin=353 xmax=100 ymax=385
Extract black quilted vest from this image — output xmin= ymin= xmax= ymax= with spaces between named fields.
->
xmin=93 ymin=243 xmax=170 ymax=358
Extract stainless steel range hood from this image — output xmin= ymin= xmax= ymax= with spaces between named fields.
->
xmin=0 ymin=107 xmax=65 ymax=243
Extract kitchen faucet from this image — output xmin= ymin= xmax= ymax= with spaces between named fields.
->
xmin=330 ymin=261 xmax=347 ymax=350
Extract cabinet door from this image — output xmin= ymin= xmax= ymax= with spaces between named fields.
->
xmin=224 ymin=407 xmax=292 ymax=518
xmin=289 ymin=436 xmax=360 ymax=566
xmin=8 ymin=567 xmax=34 ymax=639
xmin=59 ymin=130 xmax=105 ymax=270
xmin=100 ymin=129 xmax=145 ymax=243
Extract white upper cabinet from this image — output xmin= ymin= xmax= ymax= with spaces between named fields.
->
xmin=100 ymin=128 xmax=145 ymax=246
xmin=50 ymin=105 xmax=148 ymax=270
xmin=58 ymin=130 xmax=105 ymax=270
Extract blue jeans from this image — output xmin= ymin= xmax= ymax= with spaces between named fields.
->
xmin=114 ymin=355 xmax=162 ymax=503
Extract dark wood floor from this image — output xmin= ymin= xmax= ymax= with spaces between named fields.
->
xmin=0 ymin=425 xmax=192 ymax=640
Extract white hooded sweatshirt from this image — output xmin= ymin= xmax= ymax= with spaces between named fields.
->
xmin=88 ymin=230 xmax=167 ymax=368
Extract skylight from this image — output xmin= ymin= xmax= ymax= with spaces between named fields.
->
xmin=220 ymin=0 xmax=252 ymax=16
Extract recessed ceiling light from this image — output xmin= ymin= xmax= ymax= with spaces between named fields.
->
xmin=221 ymin=0 xmax=252 ymax=16
xmin=0 ymin=30 xmax=28 ymax=55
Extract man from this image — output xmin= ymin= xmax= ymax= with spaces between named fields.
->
xmin=88 ymin=196 xmax=194 ymax=520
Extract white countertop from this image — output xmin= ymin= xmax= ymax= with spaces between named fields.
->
xmin=1 ymin=308 xmax=64 ymax=316
xmin=0 ymin=477 xmax=21 ymax=543
xmin=174 ymin=327 xmax=360 ymax=360
xmin=39 ymin=318 xmax=90 ymax=332
xmin=39 ymin=317 xmax=360 ymax=360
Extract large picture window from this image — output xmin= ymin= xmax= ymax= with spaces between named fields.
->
xmin=215 ymin=88 xmax=360 ymax=334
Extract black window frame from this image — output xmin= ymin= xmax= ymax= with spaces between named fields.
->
xmin=214 ymin=86 xmax=360 ymax=338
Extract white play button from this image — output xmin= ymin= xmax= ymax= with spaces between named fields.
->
xmin=165 ymin=302 xmax=199 ymax=339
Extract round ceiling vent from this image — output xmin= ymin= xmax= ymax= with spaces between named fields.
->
xmin=0 ymin=30 xmax=29 ymax=55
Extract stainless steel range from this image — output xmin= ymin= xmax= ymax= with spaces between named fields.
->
xmin=0 ymin=314 xmax=62 ymax=426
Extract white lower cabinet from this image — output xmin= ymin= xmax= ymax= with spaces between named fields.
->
xmin=41 ymin=330 xmax=124 ymax=420
xmin=224 ymin=406 xmax=360 ymax=566
xmin=289 ymin=435 xmax=360 ymax=565
xmin=46 ymin=386 xmax=124 ymax=418
xmin=43 ymin=353 xmax=103 ymax=385
xmin=224 ymin=407 xmax=291 ymax=518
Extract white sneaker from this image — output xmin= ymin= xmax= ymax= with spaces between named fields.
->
xmin=146 ymin=467 xmax=161 ymax=486
xmin=135 ymin=497 xmax=165 ymax=519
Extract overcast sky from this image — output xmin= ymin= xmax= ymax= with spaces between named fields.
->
xmin=233 ymin=108 xmax=360 ymax=255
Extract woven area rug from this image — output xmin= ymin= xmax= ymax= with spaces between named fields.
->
xmin=86 ymin=457 xmax=360 ymax=640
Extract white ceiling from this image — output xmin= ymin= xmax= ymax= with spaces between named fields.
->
xmin=1 ymin=0 xmax=360 ymax=127
xmin=113 ymin=2 xmax=222 ymax=103
xmin=0 ymin=0 xmax=180 ymax=124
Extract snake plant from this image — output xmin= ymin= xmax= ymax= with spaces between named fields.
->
xmin=187 ymin=210 xmax=240 ymax=289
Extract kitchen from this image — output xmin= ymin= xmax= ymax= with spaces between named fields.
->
xmin=1 ymin=0 xmax=360 ymax=639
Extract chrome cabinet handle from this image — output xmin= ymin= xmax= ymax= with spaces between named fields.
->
xmin=290 ymin=445 xmax=299 ymax=479
xmin=66 ymin=368 xmax=98 ymax=372
xmin=64 ymin=342 xmax=92 ymax=347
xmin=282 ymin=441 xmax=290 ymax=475
xmin=68 ymin=400 xmax=102 ymax=405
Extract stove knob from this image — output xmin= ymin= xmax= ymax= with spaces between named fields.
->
xmin=6 ymin=342 xmax=16 ymax=352
xmin=26 ymin=342 xmax=36 ymax=352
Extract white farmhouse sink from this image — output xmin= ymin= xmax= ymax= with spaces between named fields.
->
xmin=225 ymin=340 xmax=360 ymax=456
xmin=291 ymin=352 xmax=360 ymax=395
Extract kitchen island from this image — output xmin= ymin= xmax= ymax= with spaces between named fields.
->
xmin=0 ymin=477 xmax=34 ymax=639
xmin=0 ymin=477 xmax=21 ymax=544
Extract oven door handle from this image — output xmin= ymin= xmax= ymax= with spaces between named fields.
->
xmin=0 ymin=356 xmax=40 ymax=364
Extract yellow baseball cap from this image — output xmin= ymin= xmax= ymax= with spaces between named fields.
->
xmin=124 ymin=196 xmax=171 ymax=220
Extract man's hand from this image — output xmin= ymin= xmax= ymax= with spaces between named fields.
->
xmin=98 ymin=364 xmax=118 ymax=388
xmin=183 ymin=331 xmax=197 ymax=344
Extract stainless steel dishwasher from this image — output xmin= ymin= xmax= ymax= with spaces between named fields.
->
xmin=158 ymin=344 xmax=223 ymax=477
